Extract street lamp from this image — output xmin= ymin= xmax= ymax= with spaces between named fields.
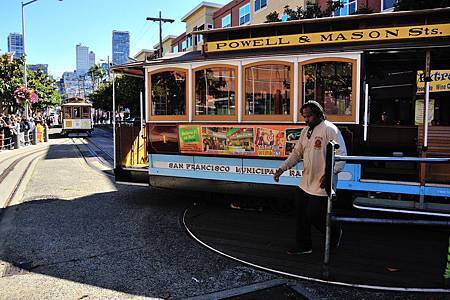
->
xmin=21 ymin=0 xmax=62 ymax=117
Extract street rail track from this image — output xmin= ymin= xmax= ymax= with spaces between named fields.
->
xmin=0 ymin=148 xmax=48 ymax=209
xmin=70 ymin=137 xmax=114 ymax=178
xmin=84 ymin=136 xmax=114 ymax=163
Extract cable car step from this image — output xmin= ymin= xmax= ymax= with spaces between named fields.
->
xmin=353 ymin=196 xmax=450 ymax=216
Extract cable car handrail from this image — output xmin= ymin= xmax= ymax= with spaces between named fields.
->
xmin=335 ymin=155 xmax=450 ymax=163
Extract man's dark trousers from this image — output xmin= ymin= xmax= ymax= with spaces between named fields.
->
xmin=295 ymin=188 xmax=340 ymax=249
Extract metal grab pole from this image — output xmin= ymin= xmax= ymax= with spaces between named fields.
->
xmin=112 ymin=73 xmax=116 ymax=169
xmin=323 ymin=141 xmax=339 ymax=279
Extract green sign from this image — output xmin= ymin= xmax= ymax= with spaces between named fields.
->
xmin=179 ymin=126 xmax=200 ymax=143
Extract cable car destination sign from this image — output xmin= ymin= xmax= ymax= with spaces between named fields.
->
xmin=205 ymin=23 xmax=450 ymax=53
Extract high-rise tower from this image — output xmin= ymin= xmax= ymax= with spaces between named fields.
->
xmin=112 ymin=31 xmax=130 ymax=65
xmin=7 ymin=33 xmax=23 ymax=59
xmin=76 ymin=43 xmax=89 ymax=75
xmin=89 ymin=51 xmax=95 ymax=67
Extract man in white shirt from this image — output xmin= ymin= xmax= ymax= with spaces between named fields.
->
xmin=274 ymin=101 xmax=347 ymax=254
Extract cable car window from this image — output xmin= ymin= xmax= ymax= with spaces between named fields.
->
xmin=195 ymin=67 xmax=236 ymax=116
xmin=245 ymin=64 xmax=291 ymax=115
xmin=63 ymin=107 xmax=71 ymax=119
xmin=73 ymin=107 xmax=81 ymax=119
xmin=151 ymin=70 xmax=186 ymax=116
xmin=303 ymin=61 xmax=353 ymax=116
xmin=82 ymin=107 xmax=90 ymax=118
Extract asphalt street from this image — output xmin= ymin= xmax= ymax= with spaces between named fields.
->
xmin=0 ymin=127 xmax=448 ymax=299
xmin=0 ymin=128 xmax=276 ymax=299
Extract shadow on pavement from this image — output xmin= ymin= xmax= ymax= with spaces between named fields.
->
xmin=0 ymin=186 xmax=215 ymax=298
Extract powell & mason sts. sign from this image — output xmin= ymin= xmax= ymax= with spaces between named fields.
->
xmin=205 ymin=23 xmax=450 ymax=53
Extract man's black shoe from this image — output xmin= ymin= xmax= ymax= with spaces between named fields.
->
xmin=287 ymin=247 xmax=312 ymax=255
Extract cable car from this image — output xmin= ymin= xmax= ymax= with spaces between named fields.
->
xmin=61 ymin=97 xmax=93 ymax=136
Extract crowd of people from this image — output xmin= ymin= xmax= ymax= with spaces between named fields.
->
xmin=0 ymin=113 xmax=49 ymax=150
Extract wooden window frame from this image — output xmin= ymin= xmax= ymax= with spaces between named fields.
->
xmin=192 ymin=64 xmax=239 ymax=122
xmin=243 ymin=61 xmax=294 ymax=122
xmin=148 ymin=68 xmax=189 ymax=122
xmin=299 ymin=58 xmax=357 ymax=123
xmin=72 ymin=106 xmax=81 ymax=119
xmin=82 ymin=106 xmax=91 ymax=119
xmin=63 ymin=106 xmax=71 ymax=119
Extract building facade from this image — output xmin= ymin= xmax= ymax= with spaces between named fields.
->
xmin=152 ymin=36 xmax=176 ymax=57
xmin=76 ymin=44 xmax=90 ymax=75
xmin=60 ymin=71 xmax=93 ymax=100
xmin=213 ymin=0 xmax=312 ymax=27
xmin=28 ymin=64 xmax=48 ymax=75
xmin=112 ymin=31 xmax=130 ymax=65
xmin=316 ymin=0 xmax=396 ymax=14
xmin=89 ymin=51 xmax=95 ymax=67
xmin=171 ymin=2 xmax=222 ymax=53
xmin=7 ymin=33 xmax=23 ymax=59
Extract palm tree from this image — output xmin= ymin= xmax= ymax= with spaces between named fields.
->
xmin=88 ymin=64 xmax=105 ymax=91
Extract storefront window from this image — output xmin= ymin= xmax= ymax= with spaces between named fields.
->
xmin=303 ymin=61 xmax=353 ymax=117
xmin=151 ymin=70 xmax=186 ymax=116
xmin=245 ymin=64 xmax=291 ymax=116
xmin=195 ymin=67 xmax=236 ymax=116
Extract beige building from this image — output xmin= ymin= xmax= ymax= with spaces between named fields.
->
xmin=250 ymin=0 xmax=310 ymax=24
xmin=133 ymin=49 xmax=156 ymax=62
xmin=153 ymin=35 xmax=177 ymax=57
xmin=173 ymin=2 xmax=223 ymax=53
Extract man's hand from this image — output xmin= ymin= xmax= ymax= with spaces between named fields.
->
xmin=320 ymin=175 xmax=326 ymax=188
xmin=273 ymin=168 xmax=284 ymax=182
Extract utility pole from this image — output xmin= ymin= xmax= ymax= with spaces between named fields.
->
xmin=146 ymin=11 xmax=174 ymax=58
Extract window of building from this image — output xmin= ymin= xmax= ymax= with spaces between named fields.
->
xmin=221 ymin=14 xmax=231 ymax=28
xmin=239 ymin=4 xmax=251 ymax=25
xmin=382 ymin=0 xmax=395 ymax=10
xmin=181 ymin=40 xmax=187 ymax=51
xmin=302 ymin=60 xmax=355 ymax=122
xmin=172 ymin=45 xmax=178 ymax=53
xmin=197 ymin=34 xmax=203 ymax=44
xmin=194 ymin=66 xmax=236 ymax=119
xmin=151 ymin=70 xmax=187 ymax=118
xmin=245 ymin=63 xmax=291 ymax=119
xmin=255 ymin=0 xmax=267 ymax=12
xmin=334 ymin=0 xmax=357 ymax=16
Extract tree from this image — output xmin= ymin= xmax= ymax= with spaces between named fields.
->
xmin=27 ymin=69 xmax=60 ymax=111
xmin=265 ymin=1 xmax=345 ymax=23
xmin=90 ymin=75 xmax=144 ymax=116
xmin=87 ymin=64 xmax=105 ymax=90
xmin=0 ymin=54 xmax=59 ymax=114
xmin=394 ymin=0 xmax=450 ymax=11
xmin=265 ymin=11 xmax=281 ymax=23
xmin=0 ymin=54 xmax=23 ymax=112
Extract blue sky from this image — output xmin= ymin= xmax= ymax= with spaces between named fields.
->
xmin=1 ymin=0 xmax=230 ymax=78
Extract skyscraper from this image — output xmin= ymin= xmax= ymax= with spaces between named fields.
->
xmin=112 ymin=31 xmax=130 ymax=65
xmin=89 ymin=51 xmax=95 ymax=67
xmin=7 ymin=33 xmax=23 ymax=59
xmin=28 ymin=64 xmax=48 ymax=75
xmin=76 ymin=43 xmax=89 ymax=75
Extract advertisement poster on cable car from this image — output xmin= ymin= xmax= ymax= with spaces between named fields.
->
xmin=178 ymin=125 xmax=304 ymax=157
